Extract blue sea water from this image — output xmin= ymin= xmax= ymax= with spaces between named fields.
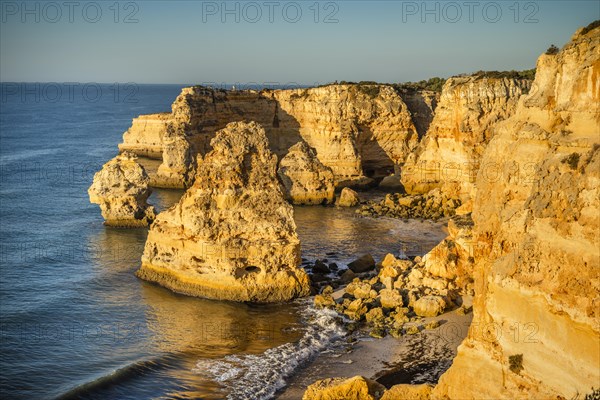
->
xmin=0 ymin=83 xmax=446 ymax=399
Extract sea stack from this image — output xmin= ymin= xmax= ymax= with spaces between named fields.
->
xmin=137 ymin=121 xmax=311 ymax=302
xmin=277 ymin=141 xmax=335 ymax=205
xmin=88 ymin=152 xmax=156 ymax=227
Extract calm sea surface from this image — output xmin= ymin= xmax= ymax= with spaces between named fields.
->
xmin=0 ymin=84 xmax=446 ymax=399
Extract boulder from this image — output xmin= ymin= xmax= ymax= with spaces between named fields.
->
xmin=312 ymin=259 xmax=331 ymax=274
xmin=337 ymin=187 xmax=360 ymax=207
xmin=136 ymin=121 xmax=310 ymax=302
xmin=343 ymin=299 xmax=368 ymax=321
xmin=346 ymin=280 xmax=374 ymax=299
xmin=340 ymin=269 xmax=357 ymax=283
xmin=379 ymin=288 xmax=404 ymax=309
xmin=380 ymin=384 xmax=433 ymax=400
xmin=88 ymin=152 xmax=156 ymax=227
xmin=413 ymin=295 xmax=446 ymax=317
xmin=378 ymin=174 xmax=404 ymax=191
xmin=365 ymin=307 xmax=386 ymax=325
xmin=314 ymin=294 xmax=336 ymax=309
xmin=348 ymin=254 xmax=376 ymax=273
xmin=278 ymin=141 xmax=336 ymax=205
xmin=303 ymin=376 xmax=386 ymax=400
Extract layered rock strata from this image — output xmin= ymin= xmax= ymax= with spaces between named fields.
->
xmin=136 ymin=121 xmax=311 ymax=303
xmin=277 ymin=141 xmax=335 ymax=205
xmin=88 ymin=152 xmax=156 ymax=227
xmin=402 ymin=76 xmax=531 ymax=200
xmin=118 ymin=113 xmax=172 ymax=159
xmin=433 ymin=22 xmax=600 ymax=399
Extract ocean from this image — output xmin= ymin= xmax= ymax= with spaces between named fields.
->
xmin=0 ymin=83 xmax=446 ymax=399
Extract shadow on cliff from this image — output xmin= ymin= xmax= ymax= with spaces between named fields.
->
xmin=355 ymin=123 xmax=396 ymax=179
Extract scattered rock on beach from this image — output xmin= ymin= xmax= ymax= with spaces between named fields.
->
xmin=302 ymin=375 xmax=386 ymax=400
xmin=337 ymin=187 xmax=361 ymax=207
xmin=413 ymin=295 xmax=447 ymax=317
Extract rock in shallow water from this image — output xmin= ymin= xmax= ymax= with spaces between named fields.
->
xmin=88 ymin=152 xmax=156 ymax=227
xmin=337 ymin=187 xmax=361 ymax=207
xmin=277 ymin=141 xmax=335 ymax=205
xmin=136 ymin=121 xmax=310 ymax=303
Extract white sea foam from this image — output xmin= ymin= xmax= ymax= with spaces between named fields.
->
xmin=193 ymin=304 xmax=345 ymax=400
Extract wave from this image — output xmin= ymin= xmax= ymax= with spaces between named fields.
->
xmin=193 ymin=304 xmax=346 ymax=400
xmin=0 ymin=148 xmax=61 ymax=165
xmin=54 ymin=355 xmax=172 ymax=400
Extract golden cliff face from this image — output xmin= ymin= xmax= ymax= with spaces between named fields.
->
xmin=117 ymin=84 xmax=424 ymax=189
xmin=118 ymin=113 xmax=172 ymax=159
xmin=270 ymin=85 xmax=420 ymax=184
xmin=433 ymin=23 xmax=600 ymax=399
xmin=402 ymin=76 xmax=531 ymax=200
xmin=136 ymin=121 xmax=311 ymax=303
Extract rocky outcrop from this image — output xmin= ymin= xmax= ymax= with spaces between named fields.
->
xmin=118 ymin=113 xmax=171 ymax=159
xmin=277 ymin=141 xmax=335 ymax=205
xmin=302 ymin=376 xmax=386 ymax=400
xmin=136 ymin=121 xmax=310 ymax=303
xmin=336 ymin=188 xmax=360 ymax=207
xmin=88 ymin=152 xmax=156 ymax=227
xmin=357 ymin=188 xmax=461 ymax=220
xmin=402 ymin=76 xmax=531 ymax=201
xmin=117 ymin=84 xmax=425 ymax=189
xmin=433 ymin=22 xmax=600 ymax=399
xmin=315 ymin=253 xmax=464 ymax=338
xmin=422 ymin=213 xmax=475 ymax=291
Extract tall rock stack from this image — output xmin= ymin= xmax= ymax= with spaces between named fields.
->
xmin=277 ymin=141 xmax=336 ymax=205
xmin=88 ymin=152 xmax=156 ymax=227
xmin=137 ymin=121 xmax=311 ymax=303
xmin=433 ymin=21 xmax=600 ymax=399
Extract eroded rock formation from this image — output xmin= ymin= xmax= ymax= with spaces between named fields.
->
xmin=117 ymin=84 xmax=427 ymax=189
xmin=433 ymin=22 xmax=600 ymax=399
xmin=136 ymin=121 xmax=311 ymax=302
xmin=401 ymin=76 xmax=531 ymax=201
xmin=88 ymin=152 xmax=156 ymax=227
xmin=277 ymin=141 xmax=335 ymax=205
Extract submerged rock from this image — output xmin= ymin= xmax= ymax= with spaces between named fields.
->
xmin=303 ymin=375 xmax=386 ymax=400
xmin=88 ymin=152 xmax=156 ymax=227
xmin=278 ymin=141 xmax=335 ymax=205
xmin=136 ymin=121 xmax=310 ymax=303
xmin=337 ymin=187 xmax=360 ymax=207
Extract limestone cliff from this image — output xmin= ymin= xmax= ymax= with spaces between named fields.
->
xmin=118 ymin=113 xmax=171 ymax=159
xmin=88 ymin=152 xmax=156 ymax=227
xmin=269 ymin=85 xmax=421 ymax=184
xmin=118 ymin=85 xmax=424 ymax=189
xmin=277 ymin=141 xmax=335 ymax=205
xmin=136 ymin=121 xmax=311 ymax=303
xmin=433 ymin=22 xmax=600 ymax=399
xmin=402 ymin=76 xmax=531 ymax=200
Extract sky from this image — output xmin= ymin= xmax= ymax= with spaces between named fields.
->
xmin=1 ymin=0 xmax=598 ymax=85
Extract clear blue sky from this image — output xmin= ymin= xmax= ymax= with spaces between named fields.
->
xmin=1 ymin=0 xmax=598 ymax=85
